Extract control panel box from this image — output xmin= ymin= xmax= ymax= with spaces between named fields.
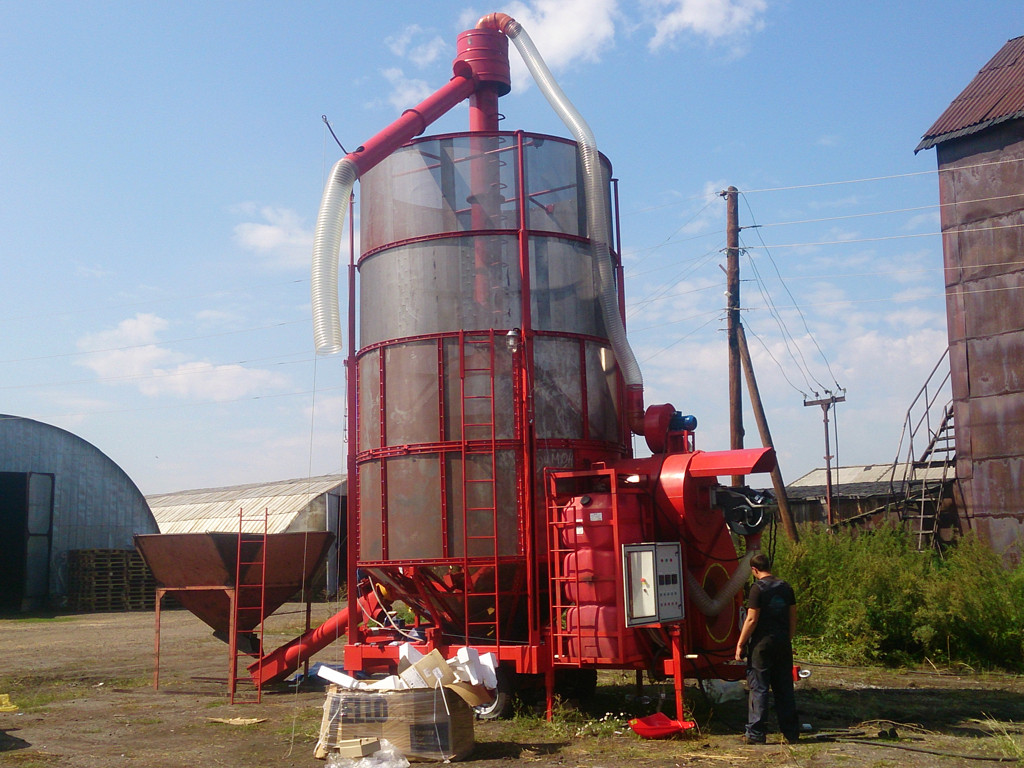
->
xmin=622 ymin=542 xmax=685 ymax=627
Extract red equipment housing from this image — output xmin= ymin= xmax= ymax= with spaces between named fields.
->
xmin=257 ymin=14 xmax=777 ymax=722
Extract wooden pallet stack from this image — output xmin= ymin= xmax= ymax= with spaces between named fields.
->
xmin=67 ymin=549 xmax=156 ymax=612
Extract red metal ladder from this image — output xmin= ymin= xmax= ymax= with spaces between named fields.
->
xmin=230 ymin=508 xmax=268 ymax=703
xmin=459 ymin=331 xmax=501 ymax=644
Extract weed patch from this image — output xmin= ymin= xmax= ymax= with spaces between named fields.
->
xmin=774 ymin=526 xmax=1024 ymax=671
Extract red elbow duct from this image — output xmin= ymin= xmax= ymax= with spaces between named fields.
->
xmin=476 ymin=12 xmax=517 ymax=33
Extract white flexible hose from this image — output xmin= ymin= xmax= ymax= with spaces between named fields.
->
xmin=684 ymin=550 xmax=756 ymax=617
xmin=504 ymin=21 xmax=643 ymax=390
xmin=311 ymin=23 xmax=645 ymax=388
xmin=311 ymin=157 xmax=358 ymax=355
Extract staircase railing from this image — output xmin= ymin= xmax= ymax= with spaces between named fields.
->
xmin=885 ymin=348 xmax=955 ymax=549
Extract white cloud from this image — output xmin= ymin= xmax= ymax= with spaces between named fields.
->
xmin=195 ymin=308 xmax=240 ymax=326
xmin=684 ymin=180 xmax=729 ymax=235
xmin=505 ymin=0 xmax=618 ymax=90
xmin=884 ymin=306 xmax=944 ymax=331
xmin=381 ymin=67 xmax=434 ymax=112
xmin=452 ymin=1 xmax=619 ymax=92
xmin=77 ymin=314 xmax=179 ymax=378
xmin=386 ymin=25 xmax=449 ymax=67
xmin=905 ymin=211 xmax=941 ymax=231
xmin=644 ymin=0 xmax=767 ymax=50
xmin=385 ymin=25 xmax=422 ymax=57
xmin=136 ymin=360 xmax=286 ymax=401
xmin=76 ymin=313 xmax=289 ymax=402
xmin=233 ymin=206 xmax=313 ymax=270
xmin=409 ymin=36 xmax=448 ymax=67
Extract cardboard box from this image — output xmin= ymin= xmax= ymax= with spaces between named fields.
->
xmin=316 ymin=685 xmax=475 ymax=762
xmin=399 ymin=649 xmax=457 ymax=690
xmin=315 ymin=737 xmax=381 ymax=760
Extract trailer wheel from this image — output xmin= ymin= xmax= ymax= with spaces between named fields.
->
xmin=475 ymin=668 xmax=514 ymax=720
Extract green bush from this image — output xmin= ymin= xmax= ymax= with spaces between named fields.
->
xmin=770 ymin=525 xmax=1024 ymax=671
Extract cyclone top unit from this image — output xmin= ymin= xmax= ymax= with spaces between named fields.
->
xmin=254 ymin=12 xmax=778 ymax=723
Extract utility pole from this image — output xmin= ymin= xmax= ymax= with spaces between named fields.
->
xmin=719 ymin=186 xmax=798 ymax=541
xmin=737 ymin=325 xmax=800 ymax=542
xmin=804 ymin=392 xmax=846 ymax=526
xmin=722 ymin=186 xmax=744 ymax=487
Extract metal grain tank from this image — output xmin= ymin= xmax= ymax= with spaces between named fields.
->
xmin=353 ymin=131 xmax=627 ymax=645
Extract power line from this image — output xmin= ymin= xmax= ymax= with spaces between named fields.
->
xmin=0 ymin=319 xmax=306 ymax=365
xmin=751 ymin=191 xmax=1024 ymax=229
xmin=629 ymin=308 xmax=722 ymax=334
xmin=742 ymin=221 xmax=1024 ymax=250
xmin=625 ymin=248 xmax=722 ymax=320
xmin=742 ymin=280 xmax=1024 ymax=311
xmin=741 ymin=156 xmax=1024 ymax=195
xmin=42 ymin=384 xmax=345 ymax=421
xmin=626 ymin=282 xmax=721 ymax=311
xmin=742 ymin=195 xmax=843 ymax=392
xmin=0 ymin=352 xmax=314 ymax=391
xmin=0 ymin=278 xmax=307 ymax=324
xmin=742 ymin=319 xmax=811 ymax=398
xmin=638 ymin=314 xmax=722 ymax=363
xmin=743 ymin=250 xmax=822 ymax=395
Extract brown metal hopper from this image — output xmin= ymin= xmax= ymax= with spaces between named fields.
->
xmin=134 ymin=531 xmax=334 ymax=633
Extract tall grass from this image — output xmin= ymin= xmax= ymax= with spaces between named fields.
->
xmin=772 ymin=525 xmax=1024 ymax=671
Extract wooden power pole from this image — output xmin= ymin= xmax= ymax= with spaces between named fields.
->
xmin=721 ymin=186 xmax=799 ymax=542
xmin=723 ymin=186 xmax=744 ymax=487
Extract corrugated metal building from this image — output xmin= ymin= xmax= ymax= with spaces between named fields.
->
xmin=146 ymin=474 xmax=346 ymax=593
xmin=0 ymin=414 xmax=158 ymax=609
xmin=787 ymin=464 xmax=950 ymax=526
xmin=916 ymin=35 xmax=1024 ymax=563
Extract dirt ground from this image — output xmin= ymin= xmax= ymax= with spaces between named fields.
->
xmin=1 ymin=605 xmax=1023 ymax=767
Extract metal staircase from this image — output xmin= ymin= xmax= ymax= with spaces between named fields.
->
xmin=886 ymin=349 xmax=958 ymax=551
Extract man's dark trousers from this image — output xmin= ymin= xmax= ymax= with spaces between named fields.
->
xmin=745 ymin=634 xmax=798 ymax=742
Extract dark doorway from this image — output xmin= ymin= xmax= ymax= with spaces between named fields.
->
xmin=0 ymin=473 xmax=28 ymax=609
xmin=0 ymin=472 xmax=54 ymax=610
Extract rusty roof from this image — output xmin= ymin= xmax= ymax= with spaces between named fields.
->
xmin=916 ymin=35 xmax=1024 ymax=152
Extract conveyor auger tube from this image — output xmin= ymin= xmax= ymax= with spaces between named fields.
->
xmin=248 ymin=608 xmax=349 ymax=687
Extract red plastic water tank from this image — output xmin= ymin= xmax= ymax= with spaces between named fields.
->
xmin=563 ymin=549 xmax=617 ymax=604
xmin=559 ymin=494 xmax=643 ymax=548
xmin=565 ymin=605 xmax=641 ymax=660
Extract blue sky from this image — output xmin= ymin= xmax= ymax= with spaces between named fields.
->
xmin=0 ymin=1 xmax=1015 ymax=494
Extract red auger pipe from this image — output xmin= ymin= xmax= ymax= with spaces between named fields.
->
xmin=344 ymin=70 xmax=477 ymax=176
xmin=248 ymin=607 xmax=349 ymax=687
xmin=343 ymin=17 xmax=515 ymax=177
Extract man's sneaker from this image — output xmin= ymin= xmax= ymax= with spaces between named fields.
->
xmin=739 ymin=735 xmax=766 ymax=745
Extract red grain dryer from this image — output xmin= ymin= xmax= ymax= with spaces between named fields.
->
xmin=256 ymin=12 xmax=776 ymax=722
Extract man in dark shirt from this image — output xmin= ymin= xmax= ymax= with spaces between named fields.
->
xmin=734 ymin=552 xmax=798 ymax=744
